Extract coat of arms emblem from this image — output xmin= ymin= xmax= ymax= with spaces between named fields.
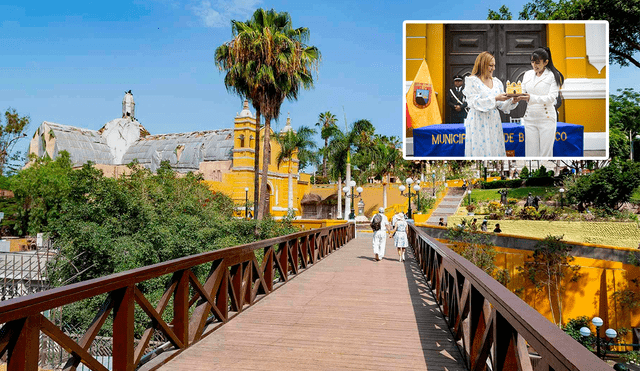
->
xmin=413 ymin=83 xmax=432 ymax=108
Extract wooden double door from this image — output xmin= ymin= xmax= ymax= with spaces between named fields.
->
xmin=444 ymin=23 xmax=546 ymax=122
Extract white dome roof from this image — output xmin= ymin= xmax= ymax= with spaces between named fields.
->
xmin=237 ymin=100 xmax=254 ymax=118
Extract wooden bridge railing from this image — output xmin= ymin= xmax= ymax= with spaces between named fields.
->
xmin=408 ymin=224 xmax=609 ymax=371
xmin=0 ymin=223 xmax=354 ymax=371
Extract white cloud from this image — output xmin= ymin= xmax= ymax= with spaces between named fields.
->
xmin=191 ymin=0 xmax=262 ymax=28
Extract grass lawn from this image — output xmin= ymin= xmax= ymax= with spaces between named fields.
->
xmin=467 ymin=186 xmax=559 ymax=203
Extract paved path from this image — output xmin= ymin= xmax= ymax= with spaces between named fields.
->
xmin=427 ymin=187 xmax=466 ymax=226
xmin=157 ymin=234 xmax=465 ymax=370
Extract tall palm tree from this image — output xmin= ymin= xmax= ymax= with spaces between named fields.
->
xmin=364 ymin=135 xmax=402 ymax=208
xmin=326 ymin=119 xmax=376 ymax=216
xmin=315 ymin=111 xmax=338 ymax=178
xmin=257 ymin=16 xmax=320 ymax=219
xmin=215 ymin=9 xmax=320 ymax=220
xmin=215 ymin=17 xmax=266 ymax=220
xmin=275 ymin=125 xmax=317 ymax=210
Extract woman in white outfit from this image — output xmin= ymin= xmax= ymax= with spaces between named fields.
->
xmin=463 ymin=51 xmax=520 ymax=157
xmin=520 ymin=47 xmax=564 ymax=157
xmin=391 ymin=213 xmax=409 ymax=262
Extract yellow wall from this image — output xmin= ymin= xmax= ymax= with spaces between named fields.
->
xmin=547 ymin=23 xmax=607 ymax=133
xmin=493 ymin=244 xmax=639 ymax=347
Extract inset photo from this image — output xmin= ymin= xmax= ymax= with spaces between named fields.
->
xmin=403 ymin=21 xmax=608 ymax=160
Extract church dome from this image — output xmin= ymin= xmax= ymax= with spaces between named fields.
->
xmin=237 ymin=100 xmax=254 ymax=118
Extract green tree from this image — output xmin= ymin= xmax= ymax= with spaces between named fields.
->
xmin=315 ymin=111 xmax=339 ymax=178
xmin=0 ymin=108 xmax=30 ymax=176
xmin=489 ymin=0 xmax=640 ymax=68
xmin=609 ymin=127 xmax=630 ymax=160
xmin=275 ymin=125 xmax=317 ymax=211
xmin=518 ymin=235 xmax=581 ymax=326
xmin=326 ymin=118 xmax=376 ymax=214
xmin=565 ymin=159 xmax=640 ymax=211
xmin=487 ymin=5 xmax=513 ymax=20
xmin=446 ymin=224 xmax=497 ymax=275
xmin=610 ymin=88 xmax=640 ymax=160
xmin=215 ymin=8 xmax=320 ymax=220
xmin=8 ymin=152 xmax=73 ymax=235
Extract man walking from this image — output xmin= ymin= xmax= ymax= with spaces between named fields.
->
xmin=370 ymin=207 xmax=390 ymax=261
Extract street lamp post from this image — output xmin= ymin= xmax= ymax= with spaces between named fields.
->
xmin=342 ymin=181 xmax=363 ymax=220
xmin=559 ymin=187 xmax=565 ymax=208
xmin=468 ymin=189 xmax=472 ymax=206
xmin=579 ymin=317 xmax=617 ymax=360
xmin=432 ymin=170 xmax=436 ymax=196
xmin=406 ymin=178 xmax=414 ymax=219
xmin=414 ymin=183 xmax=421 ymax=213
xmin=399 ymin=178 xmax=415 ymax=219
xmin=245 ymin=187 xmax=249 ymax=220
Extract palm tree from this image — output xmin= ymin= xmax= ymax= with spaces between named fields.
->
xmin=275 ymin=125 xmax=317 ymax=210
xmin=326 ymin=118 xmax=376 ymax=217
xmin=215 ymin=16 xmax=266 ymax=220
xmin=215 ymin=9 xmax=320 ymax=220
xmin=315 ymin=111 xmax=338 ymax=178
xmin=364 ymin=135 xmax=402 ymax=208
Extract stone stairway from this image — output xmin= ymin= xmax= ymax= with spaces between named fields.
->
xmin=426 ymin=187 xmax=466 ymax=225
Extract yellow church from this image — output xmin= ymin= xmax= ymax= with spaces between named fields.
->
xmin=404 ymin=21 xmax=607 ymax=156
xmin=27 ymin=92 xmax=311 ymax=219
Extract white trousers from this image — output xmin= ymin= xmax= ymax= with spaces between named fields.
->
xmin=523 ymin=118 xmax=556 ymax=157
xmin=372 ymin=230 xmax=387 ymax=258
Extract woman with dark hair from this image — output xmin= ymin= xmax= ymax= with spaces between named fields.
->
xmin=463 ymin=51 xmax=520 ymax=157
xmin=520 ymin=47 xmax=564 ymax=157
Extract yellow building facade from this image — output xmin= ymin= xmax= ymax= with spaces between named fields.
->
xmin=405 ymin=22 xmax=607 ymax=152
xmin=204 ymin=103 xmax=312 ymax=219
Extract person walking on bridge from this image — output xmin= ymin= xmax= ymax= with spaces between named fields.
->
xmin=370 ymin=207 xmax=390 ymax=261
xmin=391 ymin=212 xmax=409 ymax=262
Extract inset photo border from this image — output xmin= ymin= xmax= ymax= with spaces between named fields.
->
xmin=403 ymin=20 xmax=609 ymax=161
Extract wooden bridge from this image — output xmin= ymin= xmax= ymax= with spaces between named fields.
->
xmin=0 ymin=224 xmax=610 ymax=370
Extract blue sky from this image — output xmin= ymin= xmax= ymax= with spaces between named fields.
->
xmin=2 ymin=0 xmax=637 ymax=167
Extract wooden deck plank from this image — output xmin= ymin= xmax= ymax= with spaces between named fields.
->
xmin=156 ymin=234 xmax=466 ymax=370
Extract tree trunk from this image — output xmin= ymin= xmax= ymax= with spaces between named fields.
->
xmin=288 ymin=159 xmax=293 ymax=210
xmin=383 ymin=174 xmax=388 ymax=209
xmin=322 ymin=138 xmax=328 ymax=178
xmin=253 ymin=109 xmax=261 ymax=221
xmin=258 ymin=116 xmax=272 ymax=219
xmin=337 ymin=177 xmax=342 ymax=219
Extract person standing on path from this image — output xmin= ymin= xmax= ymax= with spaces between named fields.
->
xmin=370 ymin=207 xmax=390 ymax=261
xmin=448 ymin=74 xmax=468 ymax=123
xmin=391 ymin=213 xmax=409 ymax=262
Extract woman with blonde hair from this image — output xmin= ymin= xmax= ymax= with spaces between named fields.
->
xmin=463 ymin=51 xmax=521 ymax=157
xmin=520 ymin=47 xmax=564 ymax=157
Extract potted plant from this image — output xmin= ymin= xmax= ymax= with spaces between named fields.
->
xmin=466 ymin=204 xmax=476 ymax=216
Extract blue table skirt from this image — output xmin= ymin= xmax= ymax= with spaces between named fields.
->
xmin=413 ymin=122 xmax=583 ymax=157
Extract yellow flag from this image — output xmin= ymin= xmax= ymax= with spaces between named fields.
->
xmin=406 ymin=59 xmax=442 ymax=128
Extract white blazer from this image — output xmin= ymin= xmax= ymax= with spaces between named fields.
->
xmin=521 ymin=69 xmax=560 ymax=121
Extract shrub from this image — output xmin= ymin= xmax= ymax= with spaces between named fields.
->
xmin=480 ymin=179 xmax=524 ymax=189
xmin=488 ymin=201 xmax=503 ymax=213
xmin=525 ymin=176 xmax=555 ymax=187
xmin=518 ymin=206 xmax=540 ymax=220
